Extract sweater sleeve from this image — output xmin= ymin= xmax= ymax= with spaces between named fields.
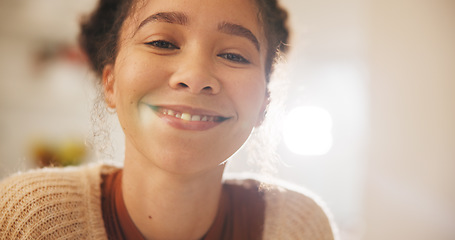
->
xmin=263 ymin=184 xmax=336 ymax=240
xmin=0 ymin=165 xmax=108 ymax=240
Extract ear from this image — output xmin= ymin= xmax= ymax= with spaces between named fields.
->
xmin=255 ymin=90 xmax=270 ymax=127
xmin=102 ymin=64 xmax=116 ymax=108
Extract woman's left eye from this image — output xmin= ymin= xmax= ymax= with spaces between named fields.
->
xmin=145 ymin=40 xmax=180 ymax=50
xmin=218 ymin=53 xmax=250 ymax=64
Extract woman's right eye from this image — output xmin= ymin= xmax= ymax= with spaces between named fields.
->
xmin=145 ymin=40 xmax=180 ymax=50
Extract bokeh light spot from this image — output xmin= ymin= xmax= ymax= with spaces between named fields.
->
xmin=283 ymin=106 xmax=333 ymax=155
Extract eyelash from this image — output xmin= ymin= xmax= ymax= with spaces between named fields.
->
xmin=145 ymin=40 xmax=250 ymax=64
xmin=145 ymin=40 xmax=180 ymax=50
xmin=218 ymin=53 xmax=250 ymax=64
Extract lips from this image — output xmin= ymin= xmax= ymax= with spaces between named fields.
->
xmin=158 ymin=107 xmax=229 ymax=122
xmin=144 ymin=104 xmax=231 ymax=130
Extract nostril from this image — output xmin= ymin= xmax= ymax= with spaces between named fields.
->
xmin=178 ymin=82 xmax=189 ymax=88
xmin=171 ymin=79 xmax=219 ymax=94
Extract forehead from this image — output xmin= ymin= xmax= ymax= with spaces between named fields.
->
xmin=124 ymin=0 xmax=263 ymax=36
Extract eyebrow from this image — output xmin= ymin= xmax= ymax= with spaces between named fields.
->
xmin=135 ymin=11 xmax=188 ymax=34
xmin=218 ymin=22 xmax=260 ymax=52
xmin=135 ymin=12 xmax=260 ymax=51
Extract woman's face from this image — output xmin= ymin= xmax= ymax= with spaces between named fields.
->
xmin=103 ymin=0 xmax=268 ymax=174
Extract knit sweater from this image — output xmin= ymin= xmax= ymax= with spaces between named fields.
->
xmin=0 ymin=164 xmax=335 ymax=239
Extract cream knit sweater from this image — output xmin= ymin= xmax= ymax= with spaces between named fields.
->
xmin=0 ymin=164 xmax=335 ymax=239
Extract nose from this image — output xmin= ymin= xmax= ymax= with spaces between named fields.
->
xmin=168 ymin=54 xmax=221 ymax=95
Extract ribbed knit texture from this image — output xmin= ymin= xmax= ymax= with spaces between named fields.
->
xmin=263 ymin=185 xmax=335 ymax=239
xmin=1 ymin=164 xmax=335 ymax=239
xmin=0 ymin=165 xmax=108 ymax=239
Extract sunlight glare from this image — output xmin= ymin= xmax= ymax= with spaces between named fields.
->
xmin=283 ymin=106 xmax=333 ymax=156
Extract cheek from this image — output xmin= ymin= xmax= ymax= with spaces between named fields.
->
xmin=114 ymin=54 xmax=170 ymax=104
xmin=227 ymin=72 xmax=267 ymax=124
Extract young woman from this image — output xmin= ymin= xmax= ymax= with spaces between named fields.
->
xmin=0 ymin=0 xmax=335 ymax=239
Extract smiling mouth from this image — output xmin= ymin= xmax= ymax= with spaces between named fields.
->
xmin=147 ymin=105 xmax=231 ymax=123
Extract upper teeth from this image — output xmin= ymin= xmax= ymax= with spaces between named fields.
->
xmin=162 ymin=109 xmax=215 ymax=122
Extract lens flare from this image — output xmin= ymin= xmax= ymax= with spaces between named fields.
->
xmin=283 ymin=106 xmax=333 ymax=156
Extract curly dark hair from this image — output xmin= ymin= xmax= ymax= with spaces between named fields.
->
xmin=79 ymin=0 xmax=289 ymax=81
xmin=254 ymin=0 xmax=289 ymax=80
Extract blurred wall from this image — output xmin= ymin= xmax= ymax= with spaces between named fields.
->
xmin=277 ymin=1 xmax=368 ymax=238
xmin=364 ymin=0 xmax=455 ymax=239
xmin=0 ymin=0 xmax=97 ymax=175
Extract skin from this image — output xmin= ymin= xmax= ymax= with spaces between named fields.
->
xmin=102 ymin=0 xmax=269 ymax=238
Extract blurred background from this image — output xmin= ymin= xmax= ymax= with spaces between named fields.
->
xmin=0 ymin=0 xmax=454 ymax=239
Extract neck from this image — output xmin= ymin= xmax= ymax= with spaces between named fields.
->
xmin=122 ymin=152 xmax=225 ymax=240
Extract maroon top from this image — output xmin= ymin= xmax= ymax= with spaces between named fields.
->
xmin=101 ymin=169 xmax=265 ymax=240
